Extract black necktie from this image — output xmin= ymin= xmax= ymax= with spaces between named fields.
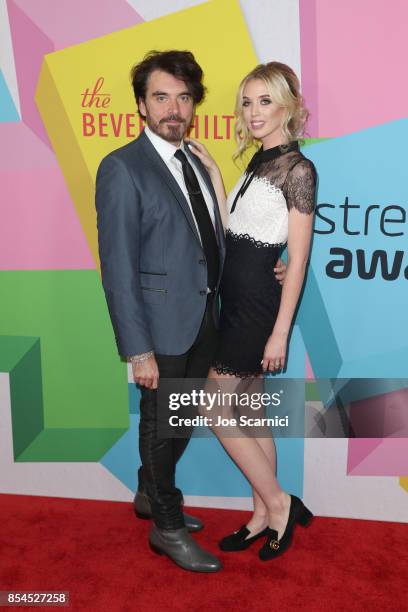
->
xmin=174 ymin=149 xmax=219 ymax=291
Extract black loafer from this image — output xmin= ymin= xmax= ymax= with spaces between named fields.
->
xmin=219 ymin=524 xmax=269 ymax=551
xmin=259 ymin=495 xmax=314 ymax=561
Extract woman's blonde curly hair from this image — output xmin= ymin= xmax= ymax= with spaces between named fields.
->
xmin=234 ymin=61 xmax=309 ymax=161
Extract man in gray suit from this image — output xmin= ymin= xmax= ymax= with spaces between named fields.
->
xmin=96 ymin=50 xmax=225 ymax=572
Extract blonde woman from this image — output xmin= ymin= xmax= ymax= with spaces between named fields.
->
xmin=188 ymin=62 xmax=316 ymax=560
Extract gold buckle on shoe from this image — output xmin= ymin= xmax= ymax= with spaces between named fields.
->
xmin=269 ymin=540 xmax=280 ymax=550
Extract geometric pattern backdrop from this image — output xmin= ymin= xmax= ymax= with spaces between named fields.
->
xmin=1 ymin=0 xmax=407 ymax=523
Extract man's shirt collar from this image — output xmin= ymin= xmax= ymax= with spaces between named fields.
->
xmin=144 ymin=124 xmax=187 ymax=163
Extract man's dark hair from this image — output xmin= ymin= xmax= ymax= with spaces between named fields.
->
xmin=130 ymin=50 xmax=206 ymax=118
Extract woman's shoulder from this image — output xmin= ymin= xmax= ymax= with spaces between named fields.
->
xmin=283 ymin=150 xmax=317 ymax=214
xmin=287 ymin=150 xmax=317 ymax=176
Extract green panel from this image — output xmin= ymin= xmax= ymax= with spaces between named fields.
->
xmin=303 ymin=137 xmax=329 ymax=147
xmin=17 ymin=428 xmax=126 ymax=462
xmin=0 ymin=336 xmax=39 ymax=370
xmin=305 ymin=381 xmax=321 ymax=401
xmin=0 ymin=270 xmax=129 ymax=461
xmin=9 ymin=339 xmax=44 ymax=457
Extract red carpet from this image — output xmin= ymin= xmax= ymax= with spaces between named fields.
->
xmin=0 ymin=494 xmax=407 ymax=611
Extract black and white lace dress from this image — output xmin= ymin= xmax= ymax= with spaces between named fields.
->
xmin=213 ymin=141 xmax=317 ymax=378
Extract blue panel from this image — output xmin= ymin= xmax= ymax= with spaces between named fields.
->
xmin=128 ymin=382 xmax=141 ymax=414
xmin=177 ymin=436 xmax=251 ymax=497
xmin=298 ymin=121 xmax=408 ymax=379
xmin=177 ymin=436 xmax=304 ymax=498
xmin=275 ymin=438 xmax=304 ymax=496
xmin=100 ymin=414 xmax=140 ymax=492
xmin=102 ymin=383 xmax=305 ymax=499
xmin=0 ymin=71 xmax=19 ymax=122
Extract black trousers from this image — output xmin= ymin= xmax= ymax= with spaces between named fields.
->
xmin=138 ymin=295 xmax=218 ymax=530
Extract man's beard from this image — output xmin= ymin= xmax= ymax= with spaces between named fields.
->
xmin=147 ymin=112 xmax=189 ymax=143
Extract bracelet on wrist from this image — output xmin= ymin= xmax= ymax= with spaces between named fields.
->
xmin=129 ymin=351 xmax=154 ymax=364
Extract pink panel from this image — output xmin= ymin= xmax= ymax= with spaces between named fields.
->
xmin=0 ymin=122 xmax=55 ymax=169
xmin=3 ymin=0 xmax=143 ymax=269
xmin=0 ymin=124 xmax=94 ymax=270
xmin=299 ymin=0 xmax=408 ymax=137
xmin=351 ymin=388 xmax=408 ymax=439
xmin=7 ymin=0 xmax=142 ymax=145
xmin=305 ymin=353 xmax=314 ymax=380
xmin=347 ymin=387 xmax=408 ymax=475
xmin=347 ymin=438 xmax=382 ymax=474
xmin=11 ymin=0 xmax=142 ymax=48
xmin=348 ymin=438 xmax=408 ymax=476
xmin=299 ymin=0 xmax=318 ymax=136
xmin=7 ymin=0 xmax=52 ymax=144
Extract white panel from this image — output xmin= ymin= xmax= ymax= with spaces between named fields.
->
xmin=0 ymin=373 xmax=132 ymax=501
xmin=126 ymin=0 xmax=301 ymax=77
xmin=126 ymin=0 xmax=205 ymax=20
xmin=239 ymin=0 xmax=301 ymax=76
xmin=303 ymin=437 xmax=408 ymax=523
xmin=0 ymin=0 xmax=21 ymax=115
xmin=184 ymin=495 xmax=252 ymax=510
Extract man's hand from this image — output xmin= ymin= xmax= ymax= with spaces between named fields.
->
xmin=132 ymin=355 xmax=159 ymax=389
xmin=274 ymin=258 xmax=287 ymax=285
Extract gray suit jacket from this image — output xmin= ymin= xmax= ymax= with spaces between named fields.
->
xmin=95 ymin=130 xmax=226 ymax=357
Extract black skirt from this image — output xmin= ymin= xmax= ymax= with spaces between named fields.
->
xmin=213 ymin=231 xmax=283 ymax=378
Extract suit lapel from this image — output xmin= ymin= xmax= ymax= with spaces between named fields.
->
xmin=139 ymin=131 xmax=202 ymax=245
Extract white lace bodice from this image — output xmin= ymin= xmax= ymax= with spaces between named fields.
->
xmin=226 ymin=174 xmax=289 ymax=246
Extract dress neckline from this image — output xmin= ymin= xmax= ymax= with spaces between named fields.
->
xmin=231 ymin=141 xmax=299 ymax=214
xmin=247 ymin=141 xmax=299 ymax=172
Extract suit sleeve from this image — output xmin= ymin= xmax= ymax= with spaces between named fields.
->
xmin=95 ymin=154 xmax=153 ymax=357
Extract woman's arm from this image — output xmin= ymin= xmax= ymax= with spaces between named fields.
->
xmin=262 ymin=159 xmax=317 ymax=372
xmin=185 ymin=138 xmax=228 ymax=229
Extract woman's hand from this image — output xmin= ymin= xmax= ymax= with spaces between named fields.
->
xmin=262 ymin=330 xmax=288 ymax=373
xmin=185 ymin=138 xmax=220 ymax=177
xmin=274 ymin=258 xmax=287 ymax=285
xmin=186 ymin=137 xmax=228 ymax=229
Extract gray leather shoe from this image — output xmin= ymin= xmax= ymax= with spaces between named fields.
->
xmin=149 ymin=525 xmax=221 ymax=573
xmin=133 ymin=491 xmax=203 ymax=532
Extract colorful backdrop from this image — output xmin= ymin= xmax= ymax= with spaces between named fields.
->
xmin=1 ymin=0 xmax=407 ymax=523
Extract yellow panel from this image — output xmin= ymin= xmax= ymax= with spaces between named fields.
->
xmin=35 ymin=0 xmax=258 ymax=267
xmin=399 ymin=476 xmax=408 ymax=492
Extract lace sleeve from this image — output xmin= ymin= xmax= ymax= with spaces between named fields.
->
xmin=285 ymin=158 xmax=317 ymax=214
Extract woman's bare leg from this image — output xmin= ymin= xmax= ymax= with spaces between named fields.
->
xmin=207 ymin=368 xmax=290 ymax=538
xmin=248 ymin=433 xmax=279 ymax=534
xmin=241 ymin=377 xmax=279 ymax=534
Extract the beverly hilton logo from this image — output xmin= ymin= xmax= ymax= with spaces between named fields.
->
xmin=80 ymin=77 xmax=235 ymax=140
